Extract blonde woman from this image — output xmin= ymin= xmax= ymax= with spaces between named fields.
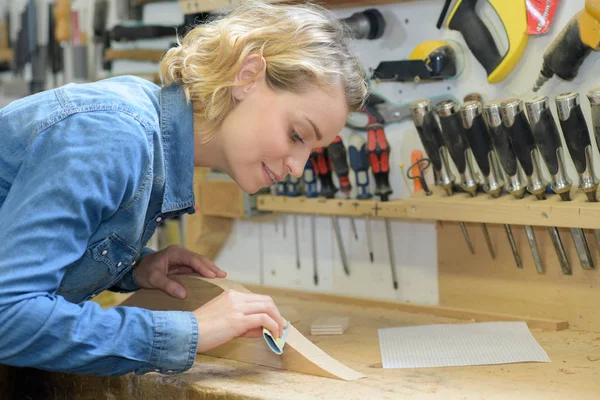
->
xmin=0 ymin=1 xmax=367 ymax=375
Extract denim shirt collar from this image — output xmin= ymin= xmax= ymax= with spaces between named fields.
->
xmin=158 ymin=83 xmax=196 ymax=214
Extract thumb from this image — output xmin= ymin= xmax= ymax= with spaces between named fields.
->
xmin=153 ymin=273 xmax=187 ymax=299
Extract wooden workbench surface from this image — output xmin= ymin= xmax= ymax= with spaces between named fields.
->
xmin=4 ymin=287 xmax=599 ymax=399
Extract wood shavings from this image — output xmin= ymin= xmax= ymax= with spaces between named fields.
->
xmin=587 ymin=355 xmax=600 ymax=362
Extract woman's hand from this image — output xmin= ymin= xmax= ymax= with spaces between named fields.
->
xmin=134 ymin=245 xmax=227 ymax=299
xmin=193 ymin=289 xmax=285 ymax=353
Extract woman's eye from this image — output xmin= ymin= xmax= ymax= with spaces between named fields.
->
xmin=291 ymin=131 xmax=304 ymax=144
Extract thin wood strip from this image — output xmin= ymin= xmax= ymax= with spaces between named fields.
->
xmin=245 ymin=284 xmax=569 ymax=331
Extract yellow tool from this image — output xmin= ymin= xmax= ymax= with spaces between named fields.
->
xmin=446 ymin=0 xmax=528 ymax=83
xmin=533 ymin=0 xmax=600 ymax=92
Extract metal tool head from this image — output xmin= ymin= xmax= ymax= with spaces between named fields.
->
xmin=408 ymin=99 xmax=431 ymax=127
xmin=524 ymin=95 xmax=549 ymax=125
xmin=556 ymin=92 xmax=579 ymax=121
xmin=587 ymin=88 xmax=600 ymax=106
xmin=434 ymin=99 xmax=457 ymax=117
xmin=499 ymin=98 xmax=522 ymax=127
xmin=459 ymin=100 xmax=482 ymax=129
xmin=482 ymin=100 xmax=503 ymax=128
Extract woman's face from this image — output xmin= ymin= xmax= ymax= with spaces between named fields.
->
xmin=219 ymin=58 xmax=349 ymax=194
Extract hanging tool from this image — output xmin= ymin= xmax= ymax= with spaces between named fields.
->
xmin=329 ymin=135 xmax=359 ymax=241
xmin=409 ymin=99 xmax=455 ymax=196
xmin=500 ymin=98 xmax=578 ymax=273
xmin=54 ymin=0 xmax=73 ymax=84
xmin=533 ymin=0 xmax=600 ymax=92
xmin=340 ymin=8 xmax=386 ymax=40
xmin=483 ymin=101 xmax=538 ymax=270
xmin=445 ymin=0 xmax=528 ymax=83
xmin=303 ymin=159 xmax=319 ymax=285
xmin=371 ymin=41 xmax=459 ymax=83
xmin=348 ymin=132 xmax=375 ymax=263
xmin=525 ymin=95 xmax=590 ymax=274
xmin=286 ymin=175 xmax=302 ymax=270
xmin=434 ymin=100 xmax=481 ymax=256
xmin=365 ymin=121 xmax=398 ymax=290
xmin=406 ymin=157 xmax=432 ymax=195
xmin=311 ymin=148 xmax=350 ymax=276
xmin=48 ymin=3 xmax=63 ymax=88
xmin=275 ymin=179 xmax=287 ymax=239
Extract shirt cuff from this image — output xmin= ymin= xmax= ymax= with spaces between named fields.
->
xmin=108 ymin=247 xmax=155 ymax=293
xmin=135 ymin=310 xmax=199 ymax=375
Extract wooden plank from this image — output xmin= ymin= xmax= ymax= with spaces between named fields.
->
xmin=437 ymin=222 xmax=600 ymax=332
xmin=120 ymin=276 xmax=365 ymax=381
xmin=245 ymin=283 xmax=568 ymax=331
xmin=199 ymin=178 xmax=245 ymax=218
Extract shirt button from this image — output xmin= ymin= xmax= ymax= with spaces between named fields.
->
xmin=132 ymin=260 xmax=137 ymax=266
xmin=91 ymin=293 xmax=97 ymax=298
xmin=156 ymin=217 xmax=162 ymax=222
xmin=101 ymin=250 xmax=108 ymax=256
xmin=117 ymin=262 xmax=122 ymax=267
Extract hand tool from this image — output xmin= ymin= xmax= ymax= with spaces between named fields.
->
xmin=411 ymin=99 xmax=473 ymax=254
xmin=109 ymin=24 xmax=181 ymax=42
xmin=436 ymin=0 xmax=453 ymax=29
xmin=329 ymin=135 xmax=359 ymax=241
xmin=348 ymin=132 xmax=375 ymax=263
xmin=371 ymin=41 xmax=458 ymax=83
xmin=275 ymin=179 xmax=287 ymax=239
xmin=0 ymin=10 xmax=12 ymax=71
xmin=483 ymin=101 xmax=538 ymax=270
xmin=445 ymin=0 xmax=528 ymax=83
xmin=525 ymin=95 xmax=590 ymax=274
xmin=71 ymin=9 xmax=88 ymax=81
xmin=340 ymin=8 xmax=385 ymax=40
xmin=311 ymin=148 xmax=350 ymax=276
xmin=500 ymin=98 xmax=578 ymax=273
xmin=406 ymin=156 xmax=432 ymax=195
xmin=54 ymin=0 xmax=73 ymax=84
xmin=303 ymin=159 xmax=319 ymax=285
xmin=365 ymin=121 xmax=397 ymax=289
xmin=346 ymin=91 xmax=457 ymax=130
xmin=286 ymin=175 xmax=302 ymax=270
xmin=533 ymin=0 xmax=600 ymax=92
xmin=48 ymin=3 xmax=63 ymax=87
xmin=90 ymin=0 xmax=109 ymax=81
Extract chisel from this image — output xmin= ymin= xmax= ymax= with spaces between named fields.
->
xmin=434 ymin=100 xmax=481 ymax=256
xmin=525 ymin=96 xmax=584 ymax=275
xmin=501 ymin=98 xmax=576 ymax=273
xmin=329 ymin=135 xmax=359 ymax=241
xmin=303 ymin=159 xmax=319 ymax=285
xmin=483 ymin=101 xmax=540 ymax=270
xmin=348 ymin=132 xmax=375 ymax=263
xmin=275 ymin=179 xmax=287 ymax=239
xmin=286 ymin=175 xmax=302 ymax=270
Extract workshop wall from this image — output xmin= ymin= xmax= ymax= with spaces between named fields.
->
xmin=1 ymin=0 xmax=597 ymax=305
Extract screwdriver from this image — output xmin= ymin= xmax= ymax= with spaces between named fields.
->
xmin=286 ymin=175 xmax=302 ymax=270
xmin=275 ymin=179 xmax=287 ymax=239
xmin=329 ymin=135 xmax=359 ymax=241
xmin=525 ymin=96 xmax=586 ymax=275
xmin=434 ymin=100 xmax=484 ymax=256
xmin=303 ymin=158 xmax=319 ymax=285
xmin=556 ymin=92 xmax=600 ymax=267
xmin=365 ymin=121 xmax=398 ymax=290
xmin=348 ymin=132 xmax=375 ymax=262
xmin=500 ymin=98 xmax=576 ymax=273
xmin=310 ymin=148 xmax=350 ymax=276
xmin=483 ymin=101 xmax=541 ymax=271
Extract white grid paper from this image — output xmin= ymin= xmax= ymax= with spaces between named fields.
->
xmin=378 ymin=321 xmax=551 ymax=369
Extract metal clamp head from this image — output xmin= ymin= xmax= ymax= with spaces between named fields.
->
xmin=434 ymin=100 xmax=458 ymax=117
xmin=499 ymin=98 xmax=523 ymax=127
xmin=524 ymin=95 xmax=549 ymax=125
xmin=587 ymin=88 xmax=600 ymax=106
xmin=483 ymin=100 xmax=503 ymax=128
xmin=459 ymin=100 xmax=482 ymax=130
xmin=556 ymin=92 xmax=580 ymax=121
xmin=409 ymin=99 xmax=431 ymax=127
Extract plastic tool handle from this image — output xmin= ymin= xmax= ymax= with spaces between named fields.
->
xmin=587 ymin=88 xmax=600 ymax=153
xmin=500 ymin=99 xmax=536 ymax=176
xmin=303 ymin=159 xmax=318 ymax=198
xmin=275 ymin=180 xmax=287 ymax=196
xmin=311 ymin=148 xmax=338 ymax=199
xmin=460 ymin=101 xmax=492 ymax=176
xmin=409 ymin=99 xmax=444 ymax=173
xmin=484 ymin=101 xmax=518 ymax=177
xmin=286 ymin=176 xmax=301 ymax=197
xmin=556 ymin=92 xmax=592 ymax=174
xmin=348 ymin=132 xmax=373 ymax=200
xmin=525 ymin=96 xmax=562 ymax=176
xmin=366 ymin=123 xmax=392 ymax=201
xmin=54 ymin=0 xmax=71 ymax=42
xmin=435 ymin=100 xmax=468 ymax=174
xmin=329 ymin=135 xmax=352 ymax=196
xmin=447 ymin=0 xmax=501 ymax=76
xmin=410 ymin=150 xmax=424 ymax=193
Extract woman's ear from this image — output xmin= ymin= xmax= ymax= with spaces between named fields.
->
xmin=232 ymin=54 xmax=267 ymax=102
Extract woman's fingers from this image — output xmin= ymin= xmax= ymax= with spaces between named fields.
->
xmin=240 ymin=301 xmax=284 ymax=335
xmin=243 ymin=314 xmax=280 ymax=339
xmin=148 ymin=271 xmax=187 ymax=299
xmin=168 ymin=246 xmax=227 ymax=278
xmin=240 ymin=328 xmax=263 ymax=338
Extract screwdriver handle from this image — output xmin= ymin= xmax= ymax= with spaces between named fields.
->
xmin=348 ymin=132 xmax=373 ymax=200
xmin=328 ymin=135 xmax=352 ymax=197
xmin=525 ymin=96 xmax=563 ymax=176
xmin=483 ymin=101 xmax=518 ymax=177
xmin=286 ymin=176 xmax=301 ymax=197
xmin=366 ymin=123 xmax=392 ymax=201
xmin=54 ymin=0 xmax=71 ymax=42
xmin=311 ymin=148 xmax=338 ymax=199
xmin=303 ymin=159 xmax=319 ymax=198
xmin=556 ymin=92 xmax=593 ymax=174
xmin=275 ymin=180 xmax=287 ymax=196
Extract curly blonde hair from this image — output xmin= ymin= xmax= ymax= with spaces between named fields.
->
xmin=159 ymin=0 xmax=368 ymax=140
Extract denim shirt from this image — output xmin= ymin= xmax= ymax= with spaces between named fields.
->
xmin=0 ymin=76 xmax=198 ymax=375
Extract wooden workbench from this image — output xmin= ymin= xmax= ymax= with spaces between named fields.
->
xmin=2 ymin=286 xmax=599 ymax=399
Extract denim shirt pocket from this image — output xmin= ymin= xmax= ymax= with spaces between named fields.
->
xmin=91 ymin=233 xmax=137 ymax=274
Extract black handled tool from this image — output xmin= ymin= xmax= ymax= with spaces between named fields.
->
xmin=484 ymin=101 xmax=542 ymax=272
xmin=525 ymin=96 xmax=587 ymax=274
xmin=329 ymin=136 xmax=359 ymax=241
xmin=409 ymin=99 xmax=455 ymax=196
xmin=435 ymin=100 xmax=478 ymax=197
xmin=586 ymin=88 xmax=600 ymax=152
xmin=556 ymin=92 xmax=599 ymax=203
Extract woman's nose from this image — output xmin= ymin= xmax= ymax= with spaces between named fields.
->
xmin=286 ymin=155 xmax=307 ymax=179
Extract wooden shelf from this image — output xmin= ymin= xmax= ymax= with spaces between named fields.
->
xmin=256 ymin=189 xmax=600 ymax=229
